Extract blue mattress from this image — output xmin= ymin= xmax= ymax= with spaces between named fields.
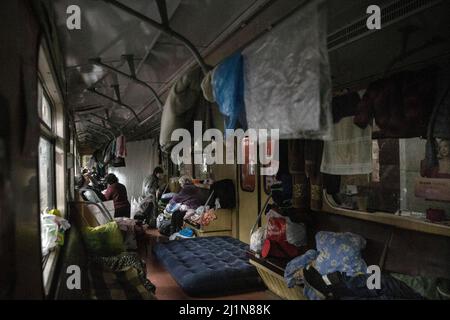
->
xmin=153 ymin=236 xmax=265 ymax=296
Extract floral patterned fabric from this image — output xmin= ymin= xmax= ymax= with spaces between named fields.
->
xmin=315 ymin=231 xmax=367 ymax=276
xmin=284 ymin=231 xmax=368 ymax=300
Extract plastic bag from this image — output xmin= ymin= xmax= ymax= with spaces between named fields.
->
xmin=212 ymin=52 xmax=245 ymax=130
xmin=250 ymin=227 xmax=266 ymax=254
xmin=266 ymin=209 xmax=306 ymax=248
xmin=82 ymin=221 xmax=125 ymax=256
xmin=40 ymin=214 xmax=59 ymax=256
xmin=130 ymin=197 xmax=138 ymax=219
xmin=41 ymin=213 xmax=71 ymax=255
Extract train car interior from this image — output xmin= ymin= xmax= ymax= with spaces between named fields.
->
xmin=1 ymin=0 xmax=450 ymax=302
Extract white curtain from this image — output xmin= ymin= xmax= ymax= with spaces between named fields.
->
xmin=109 ymin=138 xmax=159 ymax=201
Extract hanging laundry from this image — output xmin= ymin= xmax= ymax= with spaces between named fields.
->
xmin=115 ymin=134 xmax=127 ymax=158
xmin=212 ymin=52 xmax=246 ymax=130
xmin=354 ymin=66 xmax=438 ymax=138
xmin=321 ymin=116 xmax=373 ymax=175
xmin=159 ymin=67 xmax=203 ymax=152
xmin=243 ymin=0 xmax=332 ymax=139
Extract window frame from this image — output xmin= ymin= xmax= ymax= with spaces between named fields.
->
xmin=37 ymin=77 xmax=57 ymax=214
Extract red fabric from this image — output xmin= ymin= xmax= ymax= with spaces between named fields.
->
xmin=266 ymin=217 xmax=287 ymax=243
xmin=426 ymin=208 xmax=445 ymax=222
xmin=104 ymin=182 xmax=130 ymax=209
xmin=262 ymin=215 xmax=301 ymax=259
xmin=261 ymin=239 xmax=301 ymax=259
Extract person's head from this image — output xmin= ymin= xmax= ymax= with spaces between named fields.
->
xmin=153 ymin=167 xmax=164 ymax=179
xmin=82 ymin=167 xmax=89 ymax=175
xmin=75 ymin=174 xmax=89 ymax=189
xmin=105 ymin=173 xmax=118 ymax=185
xmin=178 ymin=175 xmax=192 ymax=188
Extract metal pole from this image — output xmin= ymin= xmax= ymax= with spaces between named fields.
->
xmin=74 ymin=105 xmax=109 ymax=115
xmin=85 ymin=119 xmax=118 ymax=137
xmin=89 ymin=57 xmax=163 ymax=110
xmin=101 ymin=0 xmax=210 ymax=75
xmin=88 ymin=112 xmax=121 ymax=129
xmin=88 ymin=87 xmax=140 ymax=122
xmin=84 ymin=127 xmax=114 ymax=141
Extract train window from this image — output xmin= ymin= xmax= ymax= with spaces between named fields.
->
xmin=329 ymin=137 xmax=450 ymax=222
xmin=38 ymin=82 xmax=52 ymax=129
xmin=38 ymin=137 xmax=55 ymax=212
xmin=37 ymin=80 xmax=55 ymax=213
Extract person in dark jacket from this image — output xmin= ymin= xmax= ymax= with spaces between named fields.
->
xmin=103 ymin=173 xmax=131 ymax=218
xmin=142 ymin=166 xmax=164 ymax=198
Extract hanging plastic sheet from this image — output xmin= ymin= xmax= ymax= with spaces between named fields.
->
xmin=212 ymin=52 xmax=246 ymax=130
xmin=243 ymin=0 xmax=332 ymax=139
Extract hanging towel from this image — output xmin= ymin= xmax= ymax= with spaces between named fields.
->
xmin=116 ymin=135 xmax=127 ymax=158
xmin=212 ymin=52 xmax=245 ymax=130
xmin=321 ymin=116 xmax=372 ymax=175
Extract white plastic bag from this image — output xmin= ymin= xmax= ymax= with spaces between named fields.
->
xmin=130 ymin=197 xmax=139 ymax=219
xmin=265 ymin=209 xmax=307 ymax=247
xmin=40 ymin=214 xmax=59 ymax=256
xmin=250 ymin=227 xmax=266 ymax=254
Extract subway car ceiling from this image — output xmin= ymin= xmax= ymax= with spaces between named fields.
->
xmin=50 ymin=0 xmax=449 ymax=152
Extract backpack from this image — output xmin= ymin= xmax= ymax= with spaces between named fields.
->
xmin=211 ymin=179 xmax=236 ymax=209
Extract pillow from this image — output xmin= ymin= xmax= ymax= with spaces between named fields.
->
xmin=314 ymin=231 xmax=367 ymax=276
xmin=82 ymin=221 xmax=125 ymax=256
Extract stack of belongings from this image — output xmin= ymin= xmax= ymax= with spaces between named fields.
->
xmin=184 ymin=206 xmax=217 ymax=228
xmin=158 ymin=192 xmax=175 ymax=214
xmin=259 ymin=178 xmax=307 ymax=260
xmin=157 ymin=183 xmax=210 ymax=237
xmin=284 ymin=231 xmax=424 ymax=300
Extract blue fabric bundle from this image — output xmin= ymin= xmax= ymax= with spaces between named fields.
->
xmin=314 ymin=231 xmax=367 ymax=276
xmin=212 ymin=52 xmax=246 ymax=130
xmin=284 ymin=231 xmax=368 ymax=299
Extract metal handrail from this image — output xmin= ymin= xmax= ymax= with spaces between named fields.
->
xmin=71 ymin=200 xmax=114 ymax=224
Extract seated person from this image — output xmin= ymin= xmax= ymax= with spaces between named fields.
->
xmin=75 ymin=174 xmax=106 ymax=203
xmin=169 ymin=176 xmax=209 ymax=234
xmin=103 ymin=173 xmax=131 ymax=218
